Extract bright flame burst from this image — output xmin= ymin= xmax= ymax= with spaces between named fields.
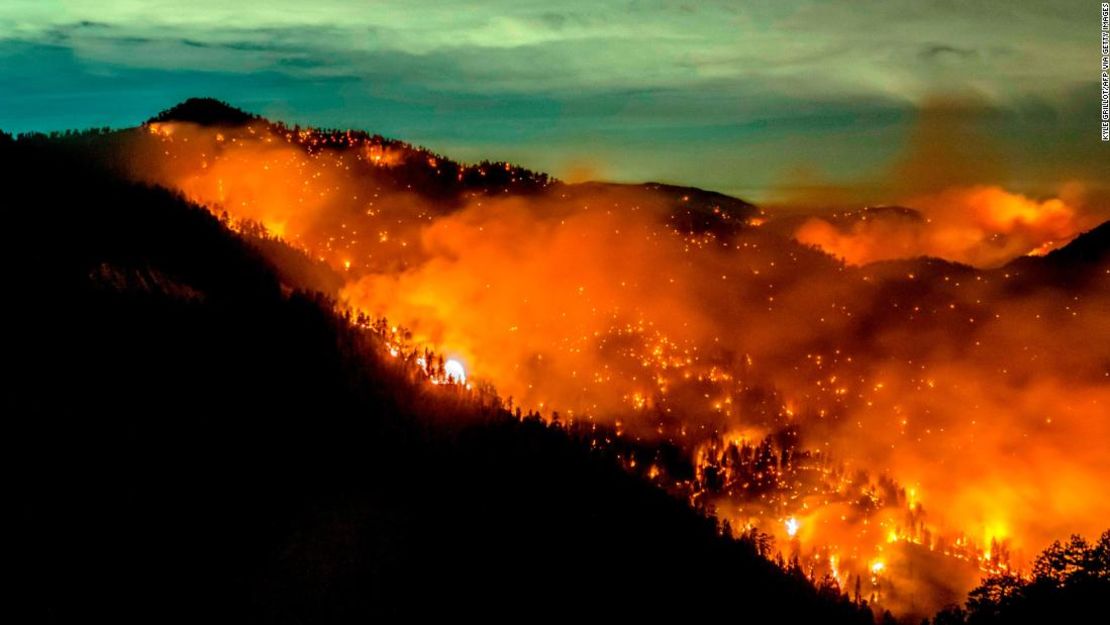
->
xmin=444 ymin=359 xmax=466 ymax=384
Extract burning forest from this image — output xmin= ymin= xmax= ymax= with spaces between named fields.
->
xmin=41 ymin=97 xmax=1097 ymax=619
xmin=5 ymin=1 xmax=1107 ymax=621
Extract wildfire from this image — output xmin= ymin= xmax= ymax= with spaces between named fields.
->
xmin=123 ymin=116 xmax=1110 ymax=618
xmin=146 ymin=122 xmax=174 ymax=137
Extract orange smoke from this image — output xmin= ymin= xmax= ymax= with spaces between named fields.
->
xmin=794 ymin=185 xmax=1097 ymax=267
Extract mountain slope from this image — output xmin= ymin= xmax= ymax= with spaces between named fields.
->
xmin=3 ymin=124 xmax=873 ymax=622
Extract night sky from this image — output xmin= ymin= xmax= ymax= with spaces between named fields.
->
xmin=0 ymin=1 xmax=1102 ymax=200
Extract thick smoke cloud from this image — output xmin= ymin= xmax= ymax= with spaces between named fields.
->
xmin=794 ymin=184 xmax=1099 ymax=267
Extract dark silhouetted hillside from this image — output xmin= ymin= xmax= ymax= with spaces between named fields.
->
xmin=999 ymin=220 xmax=1110 ymax=291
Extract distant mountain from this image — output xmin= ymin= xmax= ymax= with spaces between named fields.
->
xmin=142 ymin=98 xmax=759 ymax=231
xmin=149 ymin=97 xmax=258 ymax=126
xmin=569 ymin=180 xmax=761 ymax=235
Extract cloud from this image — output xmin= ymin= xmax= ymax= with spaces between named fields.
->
xmin=0 ymin=2 xmax=1101 ymax=199
xmin=0 ymin=2 xmax=1092 ymax=98
xmin=919 ymin=44 xmax=978 ymax=61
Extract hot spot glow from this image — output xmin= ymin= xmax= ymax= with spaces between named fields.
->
xmin=444 ymin=359 xmax=466 ymax=384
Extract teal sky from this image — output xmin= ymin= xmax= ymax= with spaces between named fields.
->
xmin=0 ymin=1 xmax=1103 ymax=200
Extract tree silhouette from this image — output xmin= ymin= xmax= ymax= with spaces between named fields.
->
xmin=924 ymin=530 xmax=1110 ymax=624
